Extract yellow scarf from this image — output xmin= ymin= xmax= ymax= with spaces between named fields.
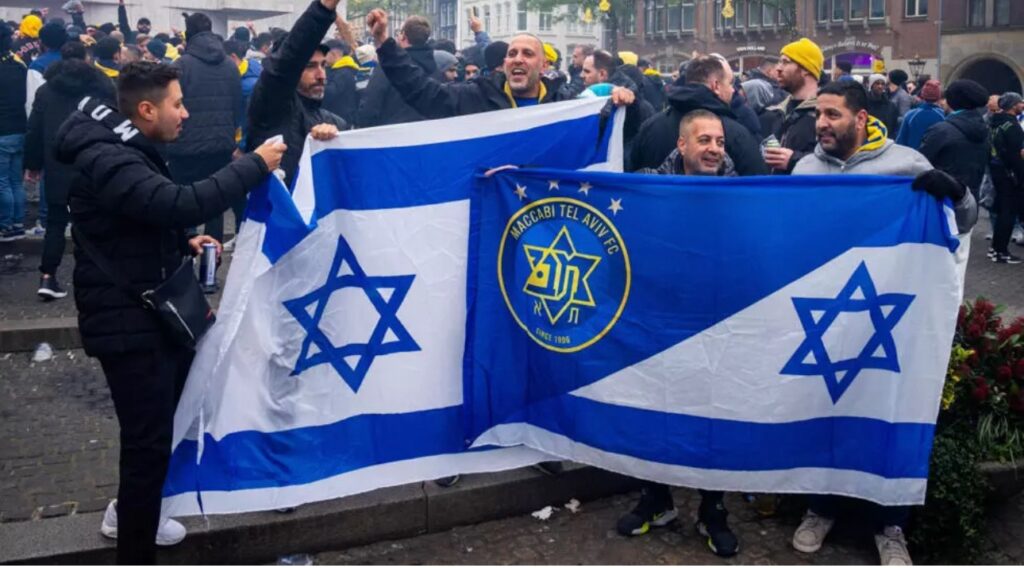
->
xmin=238 ymin=59 xmax=248 ymax=76
xmin=331 ymin=55 xmax=360 ymax=71
xmin=857 ymin=116 xmax=887 ymax=154
xmin=503 ymin=80 xmax=547 ymax=108
xmin=165 ymin=44 xmax=180 ymax=61
xmin=643 ymin=68 xmax=660 ymax=77
xmin=95 ymin=62 xmax=119 ymax=78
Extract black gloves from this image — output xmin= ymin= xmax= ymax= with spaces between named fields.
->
xmin=912 ymin=169 xmax=966 ymax=202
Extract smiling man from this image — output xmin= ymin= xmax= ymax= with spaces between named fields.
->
xmin=365 ymin=7 xmax=633 ymax=118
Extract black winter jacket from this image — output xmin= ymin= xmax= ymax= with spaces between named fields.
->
xmin=356 ymin=45 xmax=435 ymax=127
xmin=167 ymin=32 xmax=242 ymax=159
xmin=758 ymin=96 xmax=817 ymax=173
xmin=866 ymin=94 xmax=899 ymax=139
xmin=246 ymin=0 xmax=346 ymax=187
xmin=375 ymin=38 xmax=574 ymax=119
xmin=24 ymin=60 xmax=116 ymax=205
xmin=989 ymin=112 xmax=1024 ymax=187
xmin=642 ymin=72 xmax=666 ymax=111
xmin=324 ymin=64 xmax=359 ymax=126
xmin=57 ymin=98 xmax=269 ymax=356
xmin=629 ymin=83 xmax=768 ymax=175
xmin=918 ymin=109 xmax=990 ymax=192
xmin=0 ymin=52 xmax=27 ymax=136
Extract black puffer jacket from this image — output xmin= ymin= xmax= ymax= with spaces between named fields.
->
xmin=167 ymin=31 xmax=242 ymax=159
xmin=375 ymin=38 xmax=574 ymax=119
xmin=356 ymin=44 xmax=436 ymax=127
xmin=0 ymin=52 xmax=27 ymax=136
xmin=866 ymin=94 xmax=899 ymax=139
xmin=57 ymin=97 xmax=269 ymax=356
xmin=918 ymin=109 xmax=990 ymax=192
xmin=246 ymin=0 xmax=346 ymax=187
xmin=629 ymin=83 xmax=768 ymax=175
xmin=24 ymin=59 xmax=116 ymax=206
xmin=990 ymin=112 xmax=1024 ymax=188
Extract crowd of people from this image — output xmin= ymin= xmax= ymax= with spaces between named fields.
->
xmin=0 ymin=0 xmax=1017 ymax=564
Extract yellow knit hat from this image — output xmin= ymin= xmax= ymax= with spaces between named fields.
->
xmin=542 ymin=42 xmax=558 ymax=64
xmin=780 ymin=38 xmax=823 ymax=79
xmin=618 ymin=51 xmax=638 ymax=66
xmin=19 ymin=15 xmax=43 ymax=39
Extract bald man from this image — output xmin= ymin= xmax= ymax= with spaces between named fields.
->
xmin=366 ymin=8 xmax=634 ymax=118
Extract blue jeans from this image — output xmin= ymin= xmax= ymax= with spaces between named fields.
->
xmin=0 ymin=134 xmax=25 ymax=229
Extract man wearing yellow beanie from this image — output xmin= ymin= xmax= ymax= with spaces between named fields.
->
xmin=760 ymin=38 xmax=824 ymax=173
xmin=18 ymin=14 xmax=42 ymax=39
xmin=14 ymin=14 xmax=43 ymax=65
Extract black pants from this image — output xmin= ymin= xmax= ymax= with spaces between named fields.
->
xmin=98 ymin=342 xmax=193 ymax=565
xmin=644 ymin=481 xmax=724 ymax=516
xmin=169 ymin=152 xmax=233 ymax=242
xmin=38 ymin=199 xmax=70 ymax=275
xmin=991 ymin=170 xmax=1022 ymax=255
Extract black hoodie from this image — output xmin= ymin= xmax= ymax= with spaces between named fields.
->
xmin=988 ymin=112 xmax=1024 ymax=187
xmin=918 ymin=108 xmax=991 ymax=192
xmin=56 ymin=97 xmax=268 ymax=356
xmin=24 ymin=59 xmax=116 ymax=204
xmin=167 ymin=31 xmax=242 ymax=159
xmin=356 ymin=44 xmax=437 ymax=128
xmin=629 ymin=83 xmax=768 ymax=175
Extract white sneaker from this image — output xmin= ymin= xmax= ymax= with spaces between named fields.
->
xmin=875 ymin=525 xmax=912 ymax=565
xmin=1012 ymin=226 xmax=1024 ymax=244
xmin=100 ymin=500 xmax=187 ymax=546
xmin=792 ymin=510 xmax=834 ymax=553
xmin=28 ymin=222 xmax=45 ymax=237
xmin=223 ymin=237 xmax=236 ymax=252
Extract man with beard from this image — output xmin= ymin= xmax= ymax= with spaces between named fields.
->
xmin=366 ymin=8 xmax=633 ymax=117
xmin=760 ymin=38 xmax=822 ymax=174
xmin=865 ymin=74 xmax=899 ymax=138
xmin=790 ymin=80 xmax=975 ymax=566
xmin=617 ymin=109 xmax=738 ymax=559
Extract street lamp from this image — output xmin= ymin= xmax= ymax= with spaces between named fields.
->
xmin=908 ymin=54 xmax=926 ymax=82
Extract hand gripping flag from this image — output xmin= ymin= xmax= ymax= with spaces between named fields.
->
xmin=163 ymin=99 xmax=625 ymax=516
xmin=466 ymin=167 xmax=964 ymax=506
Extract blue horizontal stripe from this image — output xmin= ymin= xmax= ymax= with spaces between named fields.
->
xmin=523 ymin=395 xmax=934 ymax=479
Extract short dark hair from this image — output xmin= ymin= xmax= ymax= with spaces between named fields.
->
xmin=685 ymin=55 xmax=727 ymax=87
xmin=817 ymin=80 xmax=869 ymax=114
xmin=400 ymin=16 xmax=431 ymax=47
xmin=254 ymin=32 xmax=272 ymax=49
xmin=232 ymin=26 xmax=250 ymax=44
xmin=576 ymin=44 xmax=595 ymax=57
xmin=433 ymin=38 xmax=456 ymax=54
xmin=138 ymin=17 xmax=151 ymax=26
xmin=117 ymin=62 xmax=181 ymax=118
xmin=678 ymin=108 xmax=722 ymax=137
xmin=154 ymin=32 xmax=171 ymax=42
xmin=223 ymin=39 xmax=246 ymax=60
xmin=98 ymin=22 xmax=116 ymax=35
xmin=93 ymin=36 xmax=121 ymax=60
xmin=60 ymin=40 xmax=87 ymax=60
xmin=590 ymin=49 xmax=616 ymax=76
xmin=837 ymin=61 xmax=852 ymax=74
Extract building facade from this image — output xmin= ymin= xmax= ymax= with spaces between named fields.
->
xmin=939 ymin=0 xmax=1024 ymax=94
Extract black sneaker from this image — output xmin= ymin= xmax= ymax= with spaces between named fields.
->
xmin=695 ymin=502 xmax=739 ymax=557
xmin=434 ymin=475 xmax=461 ymax=488
xmin=993 ymin=252 xmax=1024 ymax=264
xmin=616 ymin=485 xmax=678 ymax=537
xmin=37 ymin=274 xmax=68 ymax=300
xmin=0 ymin=227 xmax=25 ymax=242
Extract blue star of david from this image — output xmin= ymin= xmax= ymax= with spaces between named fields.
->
xmin=780 ymin=261 xmax=914 ymax=404
xmin=283 ymin=235 xmax=420 ymax=392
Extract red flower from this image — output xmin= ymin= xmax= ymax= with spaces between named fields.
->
xmin=967 ymin=324 xmax=983 ymax=340
xmin=976 ymin=298 xmax=994 ymax=316
xmin=1015 ymin=360 xmax=1024 ymax=379
xmin=998 ymin=365 xmax=1014 ymax=383
xmin=973 ymin=384 xmax=990 ymax=402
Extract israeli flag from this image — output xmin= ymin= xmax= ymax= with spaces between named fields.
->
xmin=163 ymin=99 xmax=625 ymax=516
xmin=467 ymin=168 xmax=964 ymax=506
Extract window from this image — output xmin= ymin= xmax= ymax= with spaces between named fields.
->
xmin=624 ymin=0 xmax=637 ymax=35
xmin=567 ymin=4 xmax=578 ymax=32
xmin=995 ymin=0 xmax=1009 ymax=25
xmin=655 ymin=0 xmax=666 ymax=32
xmin=832 ymin=0 xmax=846 ymax=21
xmin=850 ymin=0 xmax=865 ymax=18
xmin=539 ymin=10 xmax=553 ymax=30
xmin=905 ymin=0 xmax=927 ymax=17
xmin=734 ymin=0 xmax=745 ymax=26
xmin=668 ymin=1 xmax=681 ymax=31
xmin=763 ymin=2 xmax=775 ymax=24
xmin=870 ymin=0 xmax=885 ymax=18
xmin=714 ymin=0 xmax=724 ymax=29
xmin=817 ymin=0 xmax=830 ymax=22
xmin=505 ymin=2 xmax=511 ymax=31
xmin=646 ymin=0 xmax=655 ymax=32
xmin=749 ymin=0 xmax=762 ymax=26
xmin=517 ymin=1 xmax=527 ymax=30
xmin=968 ymin=0 xmax=985 ymax=27
xmin=483 ymin=5 xmax=491 ymax=32
xmin=683 ymin=0 xmax=695 ymax=30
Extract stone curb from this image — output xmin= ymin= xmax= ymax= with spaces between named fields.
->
xmin=0 ymin=464 xmax=639 ymax=565
xmin=0 ymin=317 xmax=81 ymax=352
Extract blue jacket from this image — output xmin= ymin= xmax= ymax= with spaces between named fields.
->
xmin=895 ymin=102 xmax=945 ymax=150
xmin=238 ymin=57 xmax=261 ymax=149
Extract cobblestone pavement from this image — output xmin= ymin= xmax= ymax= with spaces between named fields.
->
xmin=317 ymin=489 xmax=1024 ymax=565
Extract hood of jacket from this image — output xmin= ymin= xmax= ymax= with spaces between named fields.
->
xmin=56 ymin=97 xmax=161 ymax=169
xmin=946 ymin=108 xmax=989 ymax=143
xmin=407 ymin=44 xmax=437 ymax=75
xmin=666 ymin=83 xmax=735 ymax=120
xmin=44 ymin=59 xmax=112 ymax=96
xmin=184 ymin=31 xmax=227 ymax=65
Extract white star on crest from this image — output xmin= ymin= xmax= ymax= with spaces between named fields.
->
xmin=548 ymin=180 xmax=560 ymax=191
xmin=514 ymin=184 xmax=528 ymax=201
xmin=608 ymin=198 xmax=623 ymax=216
xmin=578 ymin=182 xmax=592 ymax=196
